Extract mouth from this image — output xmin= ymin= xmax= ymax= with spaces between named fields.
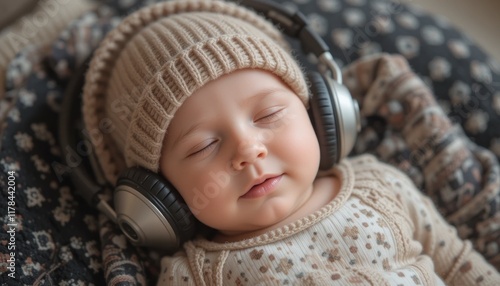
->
xmin=240 ymin=174 xmax=283 ymax=199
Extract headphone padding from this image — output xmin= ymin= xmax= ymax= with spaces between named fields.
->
xmin=308 ymin=71 xmax=340 ymax=170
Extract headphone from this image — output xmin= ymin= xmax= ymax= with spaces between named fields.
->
xmin=59 ymin=0 xmax=360 ymax=253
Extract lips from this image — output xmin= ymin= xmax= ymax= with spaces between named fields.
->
xmin=241 ymin=174 xmax=283 ymax=199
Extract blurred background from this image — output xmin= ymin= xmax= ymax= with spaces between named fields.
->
xmin=403 ymin=0 xmax=500 ymax=61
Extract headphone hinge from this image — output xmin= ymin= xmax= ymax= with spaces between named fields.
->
xmin=318 ymin=52 xmax=343 ymax=85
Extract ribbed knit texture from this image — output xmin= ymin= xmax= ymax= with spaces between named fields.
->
xmin=83 ymin=0 xmax=309 ymax=184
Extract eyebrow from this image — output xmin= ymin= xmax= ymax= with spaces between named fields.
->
xmin=241 ymin=87 xmax=288 ymax=107
xmin=171 ymin=121 xmax=204 ymax=148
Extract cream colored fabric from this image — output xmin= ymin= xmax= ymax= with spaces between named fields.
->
xmin=83 ymin=0 xmax=308 ymax=184
xmin=158 ymin=155 xmax=500 ymax=285
xmin=0 ymin=0 xmax=97 ymax=94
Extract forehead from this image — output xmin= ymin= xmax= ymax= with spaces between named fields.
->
xmin=164 ymin=69 xmax=297 ymax=137
xmin=174 ymin=69 xmax=292 ymax=114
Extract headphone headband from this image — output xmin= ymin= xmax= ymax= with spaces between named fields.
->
xmin=239 ymin=0 xmax=343 ymax=83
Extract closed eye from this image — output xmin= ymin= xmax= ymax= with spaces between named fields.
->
xmin=255 ymin=107 xmax=286 ymax=124
xmin=188 ymin=140 xmax=218 ymax=158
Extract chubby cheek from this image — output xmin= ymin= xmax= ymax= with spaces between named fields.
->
xmin=275 ymin=113 xmax=321 ymax=172
xmin=172 ymin=166 xmax=235 ymax=225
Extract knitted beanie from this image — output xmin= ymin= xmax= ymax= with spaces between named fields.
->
xmin=83 ymin=0 xmax=309 ymax=184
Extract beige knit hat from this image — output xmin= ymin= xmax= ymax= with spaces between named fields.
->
xmin=83 ymin=0 xmax=309 ymax=184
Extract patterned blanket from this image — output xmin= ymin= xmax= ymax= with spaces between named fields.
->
xmin=1 ymin=0 xmax=499 ymax=284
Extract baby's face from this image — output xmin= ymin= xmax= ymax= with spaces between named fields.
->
xmin=160 ymin=69 xmax=320 ymax=237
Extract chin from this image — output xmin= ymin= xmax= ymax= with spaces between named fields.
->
xmin=254 ymin=196 xmax=297 ymax=226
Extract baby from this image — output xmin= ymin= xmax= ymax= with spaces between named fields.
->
xmin=82 ymin=0 xmax=500 ymax=284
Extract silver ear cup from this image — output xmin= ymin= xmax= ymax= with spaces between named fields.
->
xmin=309 ymin=71 xmax=361 ymax=170
xmin=114 ymin=167 xmax=197 ymax=252
xmin=114 ymin=186 xmax=179 ymax=251
xmin=327 ymin=78 xmax=361 ymax=160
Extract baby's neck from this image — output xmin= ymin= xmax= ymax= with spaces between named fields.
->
xmin=212 ymin=174 xmax=341 ymax=243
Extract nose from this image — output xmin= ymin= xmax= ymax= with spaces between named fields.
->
xmin=231 ymin=135 xmax=268 ymax=171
